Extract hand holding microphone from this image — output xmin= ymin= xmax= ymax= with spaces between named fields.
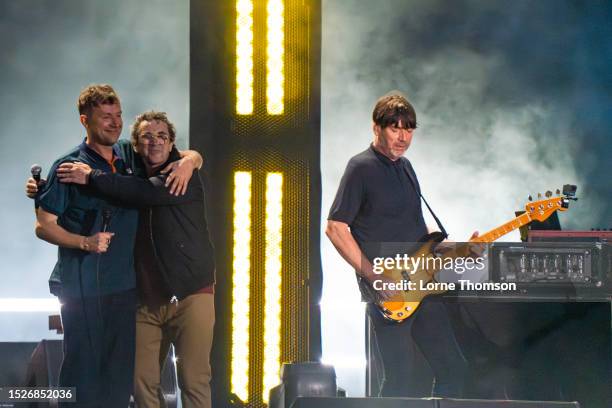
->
xmin=81 ymin=232 xmax=115 ymax=253
xmin=81 ymin=209 xmax=114 ymax=253
xmin=31 ymin=164 xmax=42 ymax=182
xmin=27 ymin=161 xmax=93 ymax=199
xmin=26 ymin=164 xmax=46 ymax=198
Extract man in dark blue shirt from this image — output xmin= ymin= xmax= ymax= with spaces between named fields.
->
xmin=327 ymin=92 xmax=471 ymax=398
xmin=39 ymin=139 xmax=138 ymax=298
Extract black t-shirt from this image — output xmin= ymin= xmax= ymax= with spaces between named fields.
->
xmin=328 ymin=144 xmax=428 ymax=261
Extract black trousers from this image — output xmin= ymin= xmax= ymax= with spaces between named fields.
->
xmin=367 ymin=296 xmax=468 ymax=398
xmin=59 ymin=288 xmax=137 ymax=407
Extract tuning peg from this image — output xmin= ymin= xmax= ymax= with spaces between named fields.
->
xmin=545 ymin=190 xmax=552 ymax=198
xmin=528 ymin=195 xmax=533 ymax=201
xmin=537 ymin=193 xmax=542 ymax=199
xmin=556 ymin=189 xmax=561 ymax=195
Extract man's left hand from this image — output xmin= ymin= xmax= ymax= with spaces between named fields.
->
xmin=160 ymin=157 xmax=196 ymax=196
xmin=436 ymin=231 xmax=484 ymax=259
xmin=467 ymin=231 xmax=485 ymax=258
xmin=57 ymin=162 xmax=92 ymax=185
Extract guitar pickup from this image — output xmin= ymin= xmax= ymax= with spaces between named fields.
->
xmin=401 ymin=270 xmax=411 ymax=291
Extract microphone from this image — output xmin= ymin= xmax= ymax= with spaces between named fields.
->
xmin=101 ymin=208 xmax=112 ymax=232
xmin=31 ymin=164 xmax=42 ymax=183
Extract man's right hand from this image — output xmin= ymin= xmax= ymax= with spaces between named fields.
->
xmin=82 ymin=232 xmax=115 ymax=254
xmin=364 ymin=270 xmax=405 ymax=302
xmin=25 ymin=177 xmax=45 ymax=199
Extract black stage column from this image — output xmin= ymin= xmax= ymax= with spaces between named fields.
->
xmin=190 ymin=1 xmax=321 ymax=407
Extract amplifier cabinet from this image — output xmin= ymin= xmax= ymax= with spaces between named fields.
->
xmin=490 ymin=242 xmax=611 ymax=292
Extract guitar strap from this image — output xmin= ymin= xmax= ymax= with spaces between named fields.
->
xmin=401 ymin=158 xmax=449 ymax=239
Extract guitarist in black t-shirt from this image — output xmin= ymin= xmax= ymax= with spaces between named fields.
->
xmin=326 ymin=92 xmax=477 ymax=398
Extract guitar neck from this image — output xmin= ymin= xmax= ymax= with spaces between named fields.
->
xmin=437 ymin=212 xmax=533 ymax=261
xmin=471 ymin=212 xmax=532 ymax=243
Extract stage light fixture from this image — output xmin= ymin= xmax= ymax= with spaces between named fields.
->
xmin=231 ymin=171 xmax=253 ymax=402
xmin=262 ymin=172 xmax=283 ymax=402
xmin=266 ymin=0 xmax=284 ymax=115
xmin=236 ymin=0 xmax=254 ymax=115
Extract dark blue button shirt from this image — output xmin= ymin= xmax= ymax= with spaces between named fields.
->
xmin=37 ymin=139 xmax=139 ymax=298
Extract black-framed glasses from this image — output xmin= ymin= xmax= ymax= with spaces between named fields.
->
xmin=139 ymin=134 xmax=170 ymax=145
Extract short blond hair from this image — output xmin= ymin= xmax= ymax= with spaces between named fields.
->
xmin=77 ymin=84 xmax=120 ymax=115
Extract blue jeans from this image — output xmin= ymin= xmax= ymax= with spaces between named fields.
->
xmin=59 ymin=288 xmax=137 ymax=407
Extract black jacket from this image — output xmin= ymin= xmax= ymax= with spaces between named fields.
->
xmin=88 ymin=150 xmax=215 ymax=300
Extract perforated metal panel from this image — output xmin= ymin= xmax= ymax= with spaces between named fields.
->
xmin=232 ymin=1 xmax=315 ymax=406
xmin=190 ymin=0 xmax=320 ymax=406
xmin=230 ymin=157 xmax=311 ymax=407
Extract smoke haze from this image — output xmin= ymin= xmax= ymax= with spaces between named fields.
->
xmin=321 ymin=0 xmax=612 ymax=396
xmin=0 ymin=0 xmax=188 ymax=340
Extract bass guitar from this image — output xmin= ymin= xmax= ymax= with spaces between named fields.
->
xmin=371 ymin=185 xmax=577 ymax=323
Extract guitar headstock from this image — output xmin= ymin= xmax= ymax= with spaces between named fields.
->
xmin=525 ymin=185 xmax=577 ymax=222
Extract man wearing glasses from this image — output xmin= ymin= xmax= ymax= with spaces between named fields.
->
xmin=54 ymin=111 xmax=215 ymax=408
xmin=31 ymin=86 xmax=202 ymax=407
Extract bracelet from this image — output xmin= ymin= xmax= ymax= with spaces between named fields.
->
xmin=81 ymin=236 xmax=90 ymax=251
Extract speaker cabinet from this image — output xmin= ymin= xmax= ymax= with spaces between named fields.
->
xmin=292 ymin=397 xmax=433 ymax=408
xmin=21 ymin=340 xmax=178 ymax=408
xmin=291 ymin=397 xmax=580 ymax=408
xmin=438 ymin=398 xmax=579 ymax=407
xmin=25 ymin=339 xmax=63 ymax=388
xmin=0 ymin=341 xmax=38 ymax=387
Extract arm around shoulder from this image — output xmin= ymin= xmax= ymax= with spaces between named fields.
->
xmin=179 ymin=149 xmax=203 ymax=169
xmin=89 ymin=170 xmax=202 ymax=207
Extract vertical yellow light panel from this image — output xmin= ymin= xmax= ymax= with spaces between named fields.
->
xmin=262 ymin=172 xmax=283 ymax=402
xmin=266 ymin=0 xmax=284 ymax=114
xmin=231 ymin=171 xmax=252 ymax=402
xmin=236 ymin=0 xmax=254 ymax=114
